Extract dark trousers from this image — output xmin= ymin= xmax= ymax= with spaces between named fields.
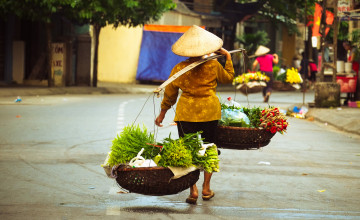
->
xmin=263 ymin=71 xmax=273 ymax=96
xmin=175 ymin=120 xmax=218 ymax=143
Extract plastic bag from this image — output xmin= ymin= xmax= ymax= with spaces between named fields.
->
xmin=223 ymin=97 xmax=241 ymax=108
xmin=129 ymin=148 xmax=157 ymax=167
xmin=219 ymin=108 xmax=250 ymax=127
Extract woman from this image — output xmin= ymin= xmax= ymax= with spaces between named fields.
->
xmin=308 ymin=59 xmax=317 ymax=89
xmin=252 ymin=45 xmax=279 ymax=102
xmin=155 ymin=25 xmax=234 ymax=204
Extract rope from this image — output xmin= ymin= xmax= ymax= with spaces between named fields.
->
xmin=127 ymin=49 xmax=247 ymax=143
xmin=130 ymin=93 xmax=152 ymax=131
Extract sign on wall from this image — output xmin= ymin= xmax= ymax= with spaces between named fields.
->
xmin=52 ymin=43 xmax=66 ymax=86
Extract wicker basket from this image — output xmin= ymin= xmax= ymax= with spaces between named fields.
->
xmin=237 ymin=82 xmax=266 ymax=95
xmin=115 ymin=166 xmax=200 ymax=196
xmin=272 ymin=81 xmax=297 ymax=91
xmin=215 ymin=125 xmax=276 ymax=150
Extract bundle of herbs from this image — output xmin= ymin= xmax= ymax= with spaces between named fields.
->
xmin=157 ymin=132 xmax=220 ymax=173
xmin=108 ymin=124 xmax=160 ymax=166
xmin=192 ymin=144 xmax=220 ymax=173
xmin=156 ymin=134 xmax=194 ymax=168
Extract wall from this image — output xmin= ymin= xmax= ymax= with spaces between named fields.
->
xmin=281 ymin=26 xmax=296 ymax=68
xmin=98 ymin=25 xmax=142 ymax=83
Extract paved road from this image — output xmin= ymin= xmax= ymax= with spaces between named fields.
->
xmin=0 ymin=92 xmax=359 ymax=219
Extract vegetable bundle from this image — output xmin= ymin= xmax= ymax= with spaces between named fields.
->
xmin=108 ymin=124 xmax=160 ymax=166
xmin=219 ymin=97 xmax=288 ymax=134
xmin=193 ymin=144 xmax=219 ymax=173
xmin=108 ymin=126 xmax=220 ymax=173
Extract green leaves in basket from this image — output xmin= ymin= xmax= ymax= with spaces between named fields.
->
xmin=193 ymin=144 xmax=220 ymax=173
xmin=108 ymin=124 xmax=160 ymax=166
xmin=157 ymin=133 xmax=194 ymax=168
xmin=242 ymin=106 xmax=263 ymax=128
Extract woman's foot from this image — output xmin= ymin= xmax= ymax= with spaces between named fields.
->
xmin=202 ymin=190 xmax=215 ymax=200
xmin=264 ymin=92 xmax=271 ymax=102
xmin=186 ymin=184 xmax=198 ymax=204
xmin=185 ymin=196 xmax=198 ymax=204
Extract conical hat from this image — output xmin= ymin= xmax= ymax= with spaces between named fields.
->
xmin=254 ymin=45 xmax=270 ymax=56
xmin=172 ymin=25 xmax=223 ymax=57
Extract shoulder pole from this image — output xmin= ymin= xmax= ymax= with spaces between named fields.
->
xmin=154 ymin=48 xmax=246 ymax=96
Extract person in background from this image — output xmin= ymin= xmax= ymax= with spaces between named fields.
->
xmin=251 ymin=45 xmax=279 ymax=102
xmin=308 ymin=59 xmax=317 ymax=89
xmin=155 ymin=25 xmax=234 ymax=205
xmin=299 ymin=51 xmax=310 ymax=91
xmin=292 ymin=54 xmax=301 ymax=71
xmin=343 ymin=41 xmax=359 ymax=74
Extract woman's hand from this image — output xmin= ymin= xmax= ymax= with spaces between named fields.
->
xmin=155 ymin=109 xmax=167 ymax=127
xmin=216 ymin=48 xmax=232 ymax=61
xmin=272 ymin=53 xmax=279 ymax=64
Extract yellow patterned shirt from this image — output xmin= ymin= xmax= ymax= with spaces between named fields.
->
xmin=161 ymin=58 xmax=234 ymax=122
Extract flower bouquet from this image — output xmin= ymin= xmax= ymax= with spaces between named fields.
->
xmin=233 ymin=72 xmax=270 ymax=94
xmin=274 ymin=68 xmax=302 ymax=91
xmin=259 ymin=107 xmax=288 ymax=134
xmin=215 ymin=97 xmax=288 ymax=150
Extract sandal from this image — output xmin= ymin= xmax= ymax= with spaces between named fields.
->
xmin=202 ymin=190 xmax=215 ymax=200
xmin=185 ymin=196 xmax=197 ymax=204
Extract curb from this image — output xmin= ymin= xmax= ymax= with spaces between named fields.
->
xmin=307 ymin=108 xmax=360 ymax=136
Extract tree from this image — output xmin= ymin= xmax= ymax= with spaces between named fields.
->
xmin=232 ymin=0 xmax=316 ymax=34
xmin=1 ymin=0 xmax=175 ymax=87
xmin=0 ymin=0 xmax=74 ymax=87
xmin=67 ymin=0 xmax=176 ymax=87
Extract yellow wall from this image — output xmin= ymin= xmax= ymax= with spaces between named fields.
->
xmin=98 ymin=25 xmax=143 ymax=83
xmin=281 ymin=26 xmax=296 ymax=68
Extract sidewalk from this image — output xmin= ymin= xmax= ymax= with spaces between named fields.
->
xmin=1 ymin=82 xmax=360 ymax=136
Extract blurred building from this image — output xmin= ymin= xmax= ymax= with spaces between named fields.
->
xmin=0 ymin=0 xmax=305 ymax=86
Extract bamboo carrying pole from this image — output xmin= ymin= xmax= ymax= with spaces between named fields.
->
xmin=153 ymin=48 xmax=246 ymax=96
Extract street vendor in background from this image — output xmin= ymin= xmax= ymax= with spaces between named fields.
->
xmin=299 ymin=51 xmax=310 ymax=91
xmin=155 ymin=25 xmax=234 ymax=205
xmin=308 ymin=59 xmax=318 ymax=90
xmin=251 ymin=45 xmax=279 ymax=102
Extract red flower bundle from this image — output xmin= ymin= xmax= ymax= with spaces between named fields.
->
xmin=259 ymin=107 xmax=288 ymax=134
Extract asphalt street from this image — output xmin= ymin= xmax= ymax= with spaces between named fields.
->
xmin=0 ymin=91 xmax=359 ymax=219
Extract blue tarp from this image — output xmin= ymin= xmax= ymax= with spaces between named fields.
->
xmin=136 ymin=25 xmax=189 ymax=81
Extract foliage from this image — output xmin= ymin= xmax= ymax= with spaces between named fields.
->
xmin=236 ymin=30 xmax=270 ymax=56
xmin=108 ymin=124 xmax=159 ymax=166
xmin=275 ymin=71 xmax=287 ymax=82
xmin=0 ymin=0 xmax=73 ymax=23
xmin=242 ymin=106 xmax=263 ymax=128
xmin=273 ymin=66 xmax=280 ymax=79
xmin=193 ymin=144 xmax=219 ymax=173
xmin=236 ymin=0 xmax=316 ymax=34
xmin=157 ymin=134 xmax=194 ymax=168
xmin=66 ymin=0 xmax=176 ymax=28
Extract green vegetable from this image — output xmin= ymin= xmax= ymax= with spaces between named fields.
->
xmin=242 ymin=106 xmax=262 ymax=128
xmin=193 ymin=144 xmax=220 ymax=173
xmin=157 ymin=134 xmax=193 ymax=167
xmin=108 ymin=124 xmax=160 ymax=166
